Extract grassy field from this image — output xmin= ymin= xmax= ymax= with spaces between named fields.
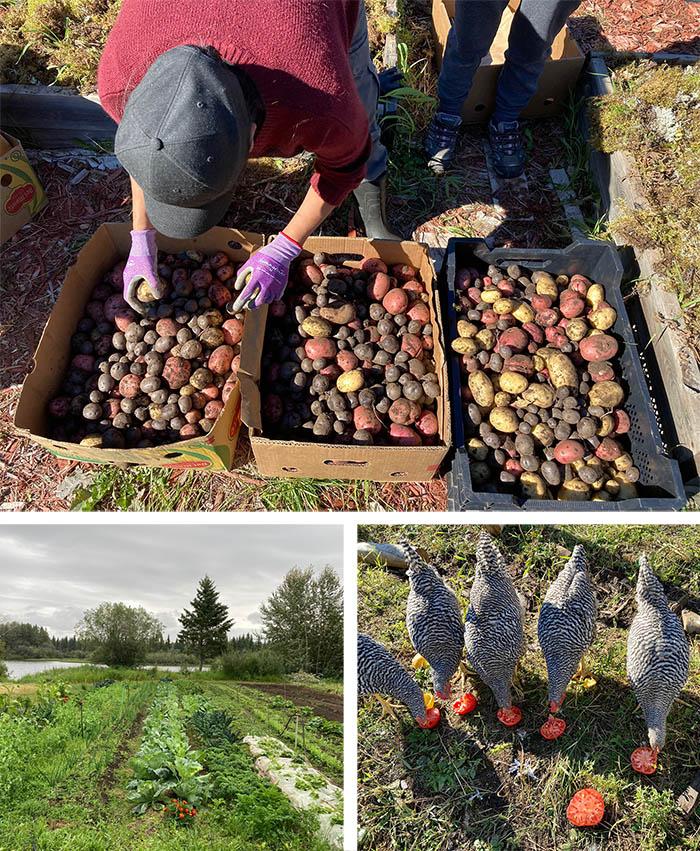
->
xmin=0 ymin=667 xmax=342 ymax=850
xmin=357 ymin=524 xmax=700 ymax=851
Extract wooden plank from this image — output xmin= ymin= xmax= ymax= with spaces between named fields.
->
xmin=579 ymin=57 xmax=700 ymax=480
xmin=549 ymin=167 xmax=585 ymax=239
xmin=0 ymin=85 xmax=116 ymax=149
xmin=677 ymin=770 xmax=700 ymax=816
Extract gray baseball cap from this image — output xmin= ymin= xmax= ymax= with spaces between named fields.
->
xmin=115 ymin=45 xmax=251 ymax=238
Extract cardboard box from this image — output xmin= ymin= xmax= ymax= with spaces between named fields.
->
xmin=432 ymin=0 xmax=585 ymax=123
xmin=0 ymin=131 xmax=47 ymax=243
xmin=238 ymin=237 xmax=452 ymax=482
xmin=14 ymin=223 xmax=264 ymax=470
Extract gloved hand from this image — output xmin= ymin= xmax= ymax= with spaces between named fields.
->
xmin=378 ymin=66 xmax=404 ymax=96
xmin=231 ymin=232 xmax=302 ymax=312
xmin=122 ymin=228 xmax=166 ymax=314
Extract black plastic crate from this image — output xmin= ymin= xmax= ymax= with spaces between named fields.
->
xmin=443 ymin=238 xmax=686 ymax=511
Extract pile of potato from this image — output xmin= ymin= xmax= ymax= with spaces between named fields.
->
xmin=261 ymin=253 xmax=441 ymax=446
xmin=453 ymin=262 xmax=639 ymax=501
xmin=47 ymin=249 xmax=243 ymax=449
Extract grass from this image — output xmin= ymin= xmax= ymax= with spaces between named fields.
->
xmin=357 ymin=524 xmax=700 ymax=851
xmin=587 ymin=59 xmax=700 ymax=344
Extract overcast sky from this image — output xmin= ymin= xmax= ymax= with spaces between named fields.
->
xmin=0 ymin=525 xmax=343 ymax=639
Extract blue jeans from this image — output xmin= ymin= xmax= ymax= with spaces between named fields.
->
xmin=438 ymin=0 xmax=581 ymax=123
xmin=350 ymin=0 xmax=389 ymax=182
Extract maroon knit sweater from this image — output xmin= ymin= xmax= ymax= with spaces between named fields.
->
xmin=98 ymin=0 xmax=370 ymax=205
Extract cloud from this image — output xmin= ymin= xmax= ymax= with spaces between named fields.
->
xmin=0 ymin=524 xmax=343 ymax=638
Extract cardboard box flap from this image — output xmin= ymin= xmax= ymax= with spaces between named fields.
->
xmin=238 ymin=304 xmax=267 ymax=431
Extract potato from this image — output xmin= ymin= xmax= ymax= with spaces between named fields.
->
xmin=595 ymin=436 xmax=623 ymax=461
xmin=493 ymin=297 xmax=518 ymax=315
xmin=407 ymin=302 xmax=431 ymax=323
xmin=512 ymin=302 xmax=535 ymax=323
xmin=200 ymin=328 xmax=225 ymax=348
xmin=367 ymin=272 xmax=391 ymax=300
xmin=553 ymin=439 xmax=585 ymax=464
xmin=585 ymin=283 xmax=605 ymax=308
xmin=547 ymin=352 xmax=578 ymax=388
xmin=337 ymin=350 xmax=360 ymax=372
xmin=535 ymin=277 xmax=558 ymax=300
xmin=353 ymin=406 xmax=382 ymax=434
xmin=613 ymin=409 xmax=631 ymax=434
xmin=520 ymin=472 xmax=548 ymax=499
xmin=588 ymin=380 xmax=624 ymax=409
xmin=221 ymin=318 xmax=244 ymax=346
xmin=475 ymin=328 xmax=496 ymax=350
xmin=497 ymin=327 xmax=528 ymax=352
xmin=382 ymin=288 xmax=409 ymax=315
xmin=361 ymin=257 xmax=388 ymax=275
xmin=588 ymin=360 xmax=615 ymax=383
xmin=504 ymin=354 xmax=534 ymax=375
xmin=320 ymin=303 xmax=356 ymax=324
xmin=162 ymin=357 xmax=192 ymax=390
xmin=204 ymin=400 xmax=224 ymax=421
xmin=494 ymin=391 xmax=512 ymax=407
xmin=589 ymin=305 xmax=617 ymax=330
xmin=532 ymin=423 xmax=555 ymax=446
xmin=499 ymin=370 xmax=528 ymax=395
xmin=468 ymin=371 xmax=495 ymax=407
xmin=557 ymin=479 xmax=591 ymax=500
xmin=559 ymin=290 xmax=585 ymax=318
xmin=207 ymin=344 xmax=234 ymax=375
xmin=388 ymin=423 xmax=422 ymax=445
xmin=304 ymin=337 xmax=337 ymax=360
xmin=415 ymin=410 xmax=439 ymax=437
xmin=489 ymin=406 xmax=519 ymax=433
xmin=336 ymin=369 xmax=365 ymax=393
xmin=118 ymin=374 xmax=141 ymax=399
xmin=565 ymin=317 xmax=589 ymax=341
xmin=301 ymin=316 xmax=333 ymax=337
xmin=401 ymin=334 xmax=423 ymax=358
xmin=596 ymin=413 xmax=615 ymax=437
xmin=481 ymin=288 xmax=501 ymax=304
xmin=388 ymin=398 xmax=421 ymax=425
xmin=452 ymin=337 xmax=479 ymax=355
xmin=521 ymin=384 xmax=555 ymax=408
xmin=457 ymin=319 xmax=478 ymax=338
xmin=579 ymin=334 xmax=618 ymax=362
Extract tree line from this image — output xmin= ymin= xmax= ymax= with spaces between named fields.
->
xmin=0 ymin=567 xmax=343 ymax=679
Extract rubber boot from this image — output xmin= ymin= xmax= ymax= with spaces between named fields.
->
xmin=353 ymin=175 xmax=401 ymax=240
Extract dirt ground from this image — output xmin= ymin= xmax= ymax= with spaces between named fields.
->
xmin=239 ymin=682 xmax=343 ymax=723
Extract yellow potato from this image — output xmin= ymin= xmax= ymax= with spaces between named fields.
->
xmin=493 ymin=297 xmax=518 ymax=315
xmin=589 ymin=381 xmax=625 ymax=409
xmin=468 ymin=371 xmax=495 ymax=407
xmin=457 ymin=319 xmax=479 ymax=338
xmin=494 ymin=391 xmax=512 ymax=407
xmin=548 ymin=352 xmax=578 ymax=388
xmin=475 ymin=328 xmax=496 ymax=350
xmin=565 ymin=318 xmax=589 ymax=342
xmin=589 ymin=306 xmax=617 ymax=330
xmin=520 ymin=472 xmax=548 ymax=499
xmin=467 ymin=437 xmax=489 ymax=461
xmin=592 ymin=491 xmax=612 ymax=501
xmin=336 ymin=369 xmax=365 ymax=393
xmin=596 ymin=414 xmax=615 ymax=437
xmin=586 ymin=283 xmax=605 ymax=308
xmin=513 ymin=303 xmax=535 ymax=323
xmin=489 ymin=406 xmax=519 ymax=433
xmin=521 ymin=384 xmax=556 ymax=408
xmin=605 ymin=478 xmax=621 ymax=496
xmin=499 ymin=370 xmax=529 ymax=395
xmin=301 ymin=316 xmax=333 ymax=337
xmin=481 ymin=288 xmax=501 ymax=304
xmin=532 ymin=423 xmax=555 ymax=446
xmin=558 ymin=479 xmax=591 ymax=500
xmin=533 ymin=272 xmax=558 ymax=299
xmin=451 ymin=337 xmax=479 ymax=356
xmin=613 ymin=452 xmax=634 ymax=472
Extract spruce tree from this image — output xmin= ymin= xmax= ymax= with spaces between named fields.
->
xmin=178 ymin=576 xmax=233 ymax=670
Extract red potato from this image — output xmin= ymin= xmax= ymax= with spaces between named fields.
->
xmin=361 ymin=257 xmax=388 ymax=274
xmin=222 ymin=318 xmax=244 ymax=345
xmin=497 ymin=327 xmax=528 ymax=351
xmin=613 ymin=409 xmax=631 ymax=434
xmin=185 ymin=410 xmax=202 ymax=423
xmin=522 ymin=321 xmax=544 ymax=343
xmin=403 ymin=279 xmax=425 ymax=295
xmin=208 ymin=283 xmax=232 ymax=308
xmin=108 ymin=262 xmax=126 ymax=289
xmin=392 ymin=263 xmax=416 ymax=281
xmin=118 ymin=374 xmax=141 ymax=399
xmin=595 ymin=437 xmax=623 ymax=461
xmin=156 ymin=318 xmax=179 ymax=338
xmin=553 ymin=439 xmax=585 ymax=464
xmin=382 ymin=288 xmax=409 ymax=316
xmin=504 ymin=354 xmax=534 ymax=375
xmin=103 ymin=398 xmax=121 ymax=418
xmin=204 ymin=400 xmax=224 ymax=420
xmin=496 ymin=279 xmax=516 ymax=296
xmin=589 ymin=360 xmax=615 ymax=383
xmin=481 ymin=309 xmax=498 ymax=326
xmin=559 ymin=290 xmax=585 ymax=318
xmin=535 ymin=308 xmax=560 ymax=327
xmin=162 ymin=356 xmax=192 ymax=390
xmin=570 ymin=274 xmax=591 ymax=293
xmin=422 ymin=335 xmax=434 ymax=350
xmin=269 ymin=301 xmax=286 ymax=318
xmin=467 ymin=287 xmax=483 ymax=304
xmin=388 ymin=398 xmax=421 ymax=425
xmin=222 ymin=380 xmax=237 ymax=403
xmin=456 ymin=269 xmax=471 ymax=290
xmin=353 ymin=406 xmax=382 ymax=434
xmin=200 ymin=385 xmax=220 ymax=401
xmin=531 ymin=294 xmax=553 ymax=311
xmin=208 ymin=344 xmax=235 ymax=375
xmin=389 ymin=423 xmax=422 ymax=445
xmin=401 ymin=334 xmax=423 ymax=358
xmin=415 ymin=409 xmax=439 ymax=437
xmin=299 ymin=263 xmax=324 ymax=286
xmin=209 ymin=251 xmax=230 ymax=268
xmin=191 ymin=268 xmax=213 ymax=287
xmin=545 ymin=326 xmax=568 ymax=348
xmin=216 ymin=265 xmax=235 ymax=284
xmin=337 ymin=350 xmax=359 ymax=372
xmin=579 ymin=334 xmax=619 ymax=362
xmin=179 ymin=424 xmax=200 ymax=437
xmin=114 ymin=308 xmax=137 ymax=332
xmin=408 ymin=302 xmax=431 ymax=323
xmin=505 ymin=458 xmax=523 ymax=476
xmin=305 ymin=338 xmax=337 ymax=360
xmin=368 ymin=271 xmax=391 ymax=301
xmin=320 ymin=364 xmax=342 ymax=380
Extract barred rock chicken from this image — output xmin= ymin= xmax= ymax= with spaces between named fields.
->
xmin=626 ymin=556 xmax=690 ymax=774
xmin=537 ymin=545 xmax=597 ymax=739
xmin=357 ymin=633 xmax=437 ymax=728
xmin=403 ymin=539 xmax=464 ymax=701
xmin=464 ymin=532 xmax=524 ymax=726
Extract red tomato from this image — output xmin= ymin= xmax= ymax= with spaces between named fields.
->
xmin=417 ymin=707 xmax=440 ymax=729
xmin=566 ymin=788 xmax=605 ymax=827
xmin=540 ymin=715 xmax=567 ymax=740
xmin=496 ymin=706 xmax=522 ymax=727
xmin=452 ymin=693 xmax=478 ymax=715
xmin=630 ymin=747 xmax=658 ymax=775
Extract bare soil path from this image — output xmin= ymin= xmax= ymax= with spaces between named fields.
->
xmin=238 ymin=682 xmax=343 ymax=723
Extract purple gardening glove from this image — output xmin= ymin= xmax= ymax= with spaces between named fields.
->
xmin=122 ymin=228 xmax=167 ymax=314
xmin=231 ymin=231 xmax=302 ymax=312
